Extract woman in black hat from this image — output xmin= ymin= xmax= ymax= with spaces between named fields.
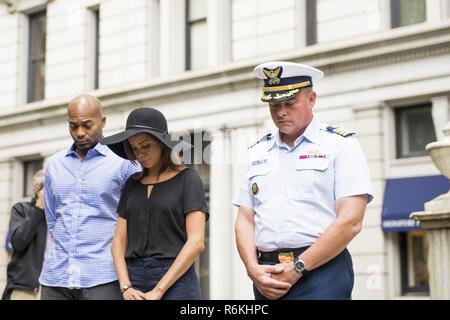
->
xmin=101 ymin=107 xmax=208 ymax=300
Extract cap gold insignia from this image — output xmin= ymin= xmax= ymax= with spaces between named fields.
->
xmin=251 ymin=183 xmax=259 ymax=195
xmin=263 ymin=67 xmax=282 ymax=85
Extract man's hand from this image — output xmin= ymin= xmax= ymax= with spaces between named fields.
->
xmin=249 ymin=264 xmax=292 ymax=300
xmin=270 ymin=262 xmax=302 ymax=286
xmin=235 ymin=206 xmax=291 ymax=299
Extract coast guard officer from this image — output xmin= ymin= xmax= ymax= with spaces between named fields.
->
xmin=232 ymin=61 xmax=373 ymax=300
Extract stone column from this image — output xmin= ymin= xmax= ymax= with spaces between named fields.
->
xmin=208 ymin=129 xmax=233 ymax=299
xmin=411 ymin=122 xmax=450 ymax=300
xmin=159 ymin=0 xmax=185 ymax=76
xmin=208 ymin=0 xmax=231 ymax=67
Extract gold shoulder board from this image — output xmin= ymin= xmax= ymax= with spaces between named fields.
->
xmin=326 ymin=125 xmax=355 ymax=137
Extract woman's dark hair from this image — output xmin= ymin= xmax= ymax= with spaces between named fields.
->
xmin=123 ymin=134 xmax=184 ymax=180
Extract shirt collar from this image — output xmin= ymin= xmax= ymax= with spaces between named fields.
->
xmin=65 ymin=142 xmax=108 ymax=157
xmin=268 ymin=117 xmax=322 ymax=151
xmin=302 ymin=117 xmax=322 ymax=145
xmin=266 ymin=133 xmax=277 ymax=151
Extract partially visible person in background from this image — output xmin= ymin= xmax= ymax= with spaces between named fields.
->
xmin=4 ymin=232 xmax=13 ymax=254
xmin=2 ymin=169 xmax=47 ymax=300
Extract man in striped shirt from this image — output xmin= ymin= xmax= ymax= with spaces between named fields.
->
xmin=39 ymin=94 xmax=139 ymax=300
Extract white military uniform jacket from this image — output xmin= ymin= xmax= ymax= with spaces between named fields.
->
xmin=232 ymin=117 xmax=373 ymax=251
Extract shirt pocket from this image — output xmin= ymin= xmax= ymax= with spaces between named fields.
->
xmin=246 ymin=164 xmax=272 ymax=206
xmin=288 ymin=158 xmax=329 ymax=200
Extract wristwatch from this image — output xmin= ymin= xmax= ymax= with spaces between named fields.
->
xmin=293 ymin=256 xmax=309 ymax=276
xmin=121 ymin=284 xmax=132 ymax=293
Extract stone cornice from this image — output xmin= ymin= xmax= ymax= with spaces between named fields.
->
xmin=300 ymin=22 xmax=450 ymax=75
xmin=0 ymin=0 xmax=54 ymax=13
xmin=0 ymin=0 xmax=17 ymax=13
xmin=1 ymin=21 xmax=450 ymax=130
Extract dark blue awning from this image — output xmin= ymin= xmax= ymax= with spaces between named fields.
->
xmin=382 ymin=175 xmax=449 ymax=232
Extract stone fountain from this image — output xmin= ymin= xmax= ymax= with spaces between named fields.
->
xmin=410 ymin=122 xmax=450 ymax=299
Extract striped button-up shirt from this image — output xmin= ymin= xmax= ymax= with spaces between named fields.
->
xmin=40 ymin=143 xmax=139 ymax=288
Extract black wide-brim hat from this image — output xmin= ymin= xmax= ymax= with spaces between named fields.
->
xmin=100 ymin=107 xmax=190 ymax=160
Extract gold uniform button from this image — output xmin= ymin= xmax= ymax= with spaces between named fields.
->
xmin=251 ymin=183 xmax=259 ymax=195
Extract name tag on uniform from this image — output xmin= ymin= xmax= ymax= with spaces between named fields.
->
xmin=251 ymin=159 xmax=268 ymax=166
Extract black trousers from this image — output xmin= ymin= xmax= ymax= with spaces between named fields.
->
xmin=254 ymin=248 xmax=354 ymax=300
xmin=41 ymin=281 xmax=122 ymax=300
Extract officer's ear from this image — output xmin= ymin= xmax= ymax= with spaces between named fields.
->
xmin=307 ymin=90 xmax=317 ymax=107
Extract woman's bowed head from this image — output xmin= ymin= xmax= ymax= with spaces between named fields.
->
xmin=100 ymin=107 xmax=190 ymax=168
